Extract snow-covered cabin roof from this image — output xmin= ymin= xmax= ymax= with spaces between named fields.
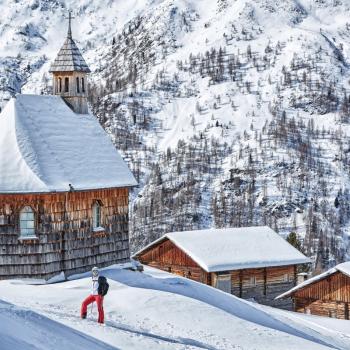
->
xmin=133 ymin=226 xmax=311 ymax=272
xmin=0 ymin=94 xmax=137 ymax=193
xmin=49 ymin=34 xmax=90 ymax=73
xmin=276 ymin=261 xmax=350 ymax=299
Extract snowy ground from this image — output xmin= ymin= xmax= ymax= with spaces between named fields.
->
xmin=0 ymin=265 xmax=349 ymax=350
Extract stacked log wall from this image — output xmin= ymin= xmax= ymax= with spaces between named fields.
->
xmin=0 ymin=188 xmax=130 ymax=280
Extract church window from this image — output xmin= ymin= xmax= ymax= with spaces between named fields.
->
xmin=82 ymin=77 xmax=85 ymax=93
xmin=64 ymin=77 xmax=69 ymax=93
xmin=92 ymin=201 xmax=102 ymax=229
xmin=19 ymin=206 xmax=36 ymax=238
xmin=58 ymin=77 xmax=62 ymax=93
xmin=76 ymin=77 xmax=80 ymax=93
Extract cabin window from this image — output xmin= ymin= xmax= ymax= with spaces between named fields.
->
xmin=283 ymin=274 xmax=289 ymax=282
xmin=215 ymin=274 xmax=231 ymax=293
xmin=64 ymin=77 xmax=69 ymax=93
xmin=82 ymin=77 xmax=85 ymax=93
xmin=92 ymin=202 xmax=102 ymax=229
xmin=249 ymin=276 xmax=257 ymax=287
xmin=76 ymin=77 xmax=80 ymax=93
xmin=304 ymin=307 xmax=311 ymax=315
xmin=19 ymin=206 xmax=35 ymax=238
xmin=58 ymin=77 xmax=62 ymax=93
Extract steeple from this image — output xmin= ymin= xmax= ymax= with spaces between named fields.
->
xmin=49 ymin=11 xmax=91 ymax=114
xmin=67 ymin=10 xmax=73 ymax=39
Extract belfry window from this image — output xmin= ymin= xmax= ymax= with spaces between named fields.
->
xmin=82 ymin=77 xmax=85 ymax=93
xmin=19 ymin=206 xmax=36 ymax=238
xmin=64 ymin=77 xmax=69 ymax=93
xmin=76 ymin=77 xmax=80 ymax=93
xmin=58 ymin=77 xmax=62 ymax=93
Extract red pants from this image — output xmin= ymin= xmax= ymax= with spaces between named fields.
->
xmin=81 ymin=294 xmax=104 ymax=324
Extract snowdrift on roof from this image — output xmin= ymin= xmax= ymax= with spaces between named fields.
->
xmin=0 ymin=94 xmax=137 ymax=193
xmin=134 ymin=226 xmax=310 ymax=272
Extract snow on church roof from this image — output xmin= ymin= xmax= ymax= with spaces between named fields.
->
xmin=0 ymin=94 xmax=137 ymax=193
xmin=134 ymin=226 xmax=311 ymax=272
xmin=276 ymin=261 xmax=350 ymax=299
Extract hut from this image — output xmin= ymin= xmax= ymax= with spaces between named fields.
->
xmin=276 ymin=262 xmax=350 ymax=319
xmin=0 ymin=14 xmax=137 ymax=280
xmin=133 ymin=226 xmax=310 ymax=309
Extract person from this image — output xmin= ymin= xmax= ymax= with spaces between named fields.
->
xmin=80 ymin=266 xmax=104 ymax=324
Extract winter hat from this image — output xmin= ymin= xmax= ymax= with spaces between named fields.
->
xmin=92 ymin=266 xmax=99 ymax=276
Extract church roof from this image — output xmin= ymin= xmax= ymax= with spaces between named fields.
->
xmin=49 ymin=36 xmax=91 ymax=73
xmin=0 ymin=94 xmax=137 ymax=193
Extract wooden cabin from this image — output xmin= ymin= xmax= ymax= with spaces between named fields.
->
xmin=0 ymin=17 xmax=137 ymax=280
xmin=133 ymin=226 xmax=310 ymax=309
xmin=277 ymin=262 xmax=350 ymax=319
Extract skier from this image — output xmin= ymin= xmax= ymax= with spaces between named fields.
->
xmin=80 ymin=266 xmax=109 ymax=324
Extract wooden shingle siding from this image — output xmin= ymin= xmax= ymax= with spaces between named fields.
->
xmin=0 ymin=188 xmax=130 ymax=280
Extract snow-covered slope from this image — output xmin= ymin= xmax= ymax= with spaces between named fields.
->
xmin=0 ymin=265 xmax=349 ymax=350
xmin=2 ymin=0 xmax=350 ymax=267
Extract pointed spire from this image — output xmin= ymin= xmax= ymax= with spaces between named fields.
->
xmin=67 ymin=10 xmax=73 ymax=39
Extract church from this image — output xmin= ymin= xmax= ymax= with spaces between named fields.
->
xmin=0 ymin=14 xmax=137 ymax=280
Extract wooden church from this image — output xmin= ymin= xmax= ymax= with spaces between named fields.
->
xmin=0 ymin=14 xmax=137 ymax=280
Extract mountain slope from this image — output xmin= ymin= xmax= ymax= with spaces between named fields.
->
xmin=1 ymin=0 xmax=350 ymax=268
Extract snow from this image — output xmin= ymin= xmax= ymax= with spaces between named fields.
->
xmin=0 ymin=264 xmax=349 ymax=350
xmin=277 ymin=261 xmax=350 ymax=299
xmin=0 ymin=94 xmax=137 ymax=193
xmin=134 ymin=226 xmax=310 ymax=272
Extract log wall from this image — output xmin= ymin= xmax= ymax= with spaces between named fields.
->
xmin=292 ymin=271 xmax=350 ymax=319
xmin=138 ymin=239 xmax=209 ymax=283
xmin=137 ymin=238 xmax=296 ymax=308
xmin=0 ymin=188 xmax=130 ymax=280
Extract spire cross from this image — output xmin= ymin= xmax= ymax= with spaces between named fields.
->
xmin=66 ymin=10 xmax=75 ymax=39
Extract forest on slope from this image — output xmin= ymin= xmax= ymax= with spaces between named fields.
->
xmin=1 ymin=0 xmax=350 ymax=270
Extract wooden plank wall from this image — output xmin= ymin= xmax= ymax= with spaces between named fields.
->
xmin=0 ymin=188 xmax=130 ymax=280
xmin=294 ymin=271 xmax=350 ymax=302
xmin=137 ymin=240 xmax=296 ymax=308
xmin=138 ymin=239 xmax=209 ymax=283
xmin=292 ymin=271 xmax=350 ymax=319
xmin=231 ymin=266 xmax=295 ymax=309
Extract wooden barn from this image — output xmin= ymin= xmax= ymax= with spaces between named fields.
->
xmin=277 ymin=262 xmax=350 ymax=319
xmin=0 ymin=16 xmax=137 ymax=280
xmin=133 ymin=226 xmax=310 ymax=309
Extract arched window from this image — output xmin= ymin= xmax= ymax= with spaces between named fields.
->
xmin=81 ymin=77 xmax=85 ymax=93
xmin=19 ymin=206 xmax=35 ymax=238
xmin=76 ymin=77 xmax=80 ymax=93
xmin=64 ymin=77 xmax=69 ymax=93
xmin=58 ymin=77 xmax=62 ymax=93
xmin=92 ymin=202 xmax=102 ymax=229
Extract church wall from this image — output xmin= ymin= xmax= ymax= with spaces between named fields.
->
xmin=0 ymin=188 xmax=130 ymax=280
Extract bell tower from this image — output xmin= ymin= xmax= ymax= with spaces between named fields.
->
xmin=50 ymin=11 xmax=91 ymax=114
